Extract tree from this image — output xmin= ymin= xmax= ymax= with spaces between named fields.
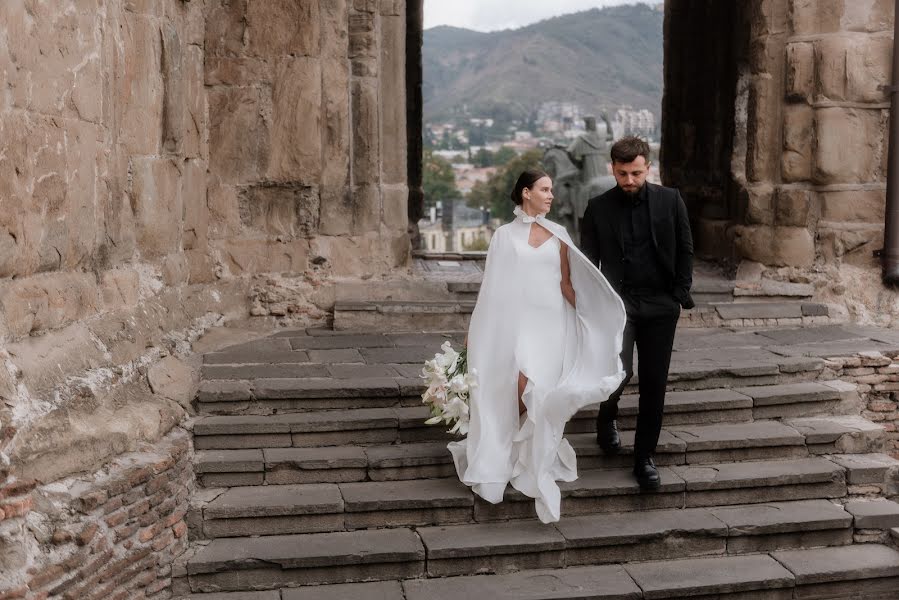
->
xmin=422 ymin=150 xmax=460 ymax=210
xmin=463 ymin=237 xmax=490 ymax=252
xmin=467 ymin=149 xmax=544 ymax=222
xmin=472 ymin=148 xmax=494 ymax=167
xmin=493 ymin=146 xmax=517 ymax=165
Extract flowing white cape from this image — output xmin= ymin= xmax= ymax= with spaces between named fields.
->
xmin=449 ymin=207 xmax=627 ymax=523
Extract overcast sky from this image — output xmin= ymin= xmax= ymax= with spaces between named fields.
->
xmin=424 ymin=0 xmax=643 ymax=32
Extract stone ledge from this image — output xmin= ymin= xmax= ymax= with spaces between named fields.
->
xmin=771 ymin=544 xmax=899 ymax=585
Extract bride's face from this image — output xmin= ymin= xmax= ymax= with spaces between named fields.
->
xmin=523 ymin=176 xmax=554 ymax=215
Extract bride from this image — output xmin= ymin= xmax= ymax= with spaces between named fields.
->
xmin=448 ymin=169 xmax=627 ymax=524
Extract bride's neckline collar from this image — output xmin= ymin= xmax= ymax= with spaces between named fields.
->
xmin=513 ymin=205 xmax=547 ymax=223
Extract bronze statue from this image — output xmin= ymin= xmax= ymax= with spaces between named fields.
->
xmin=543 ymin=115 xmax=617 ymax=243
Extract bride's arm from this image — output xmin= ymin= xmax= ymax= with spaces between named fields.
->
xmin=560 ymin=243 xmax=576 ymax=308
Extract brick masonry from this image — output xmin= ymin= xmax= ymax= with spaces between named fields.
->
xmin=0 ymin=0 xmax=411 ymax=592
xmin=0 ymin=428 xmax=192 ymax=599
xmin=822 ymin=351 xmax=899 ymax=461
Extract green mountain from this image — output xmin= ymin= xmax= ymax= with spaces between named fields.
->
xmin=423 ymin=3 xmax=664 ymax=124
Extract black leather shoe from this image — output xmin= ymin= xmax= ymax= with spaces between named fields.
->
xmin=633 ymin=457 xmax=661 ymax=491
xmin=596 ymin=419 xmax=621 ymax=455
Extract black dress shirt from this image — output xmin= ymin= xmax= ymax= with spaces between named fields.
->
xmin=619 ymin=185 xmax=666 ymax=293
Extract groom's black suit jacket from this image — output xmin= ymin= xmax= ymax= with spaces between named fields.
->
xmin=581 ymin=182 xmax=695 ymax=310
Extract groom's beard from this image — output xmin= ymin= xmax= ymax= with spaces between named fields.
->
xmin=621 ymin=183 xmax=643 ymax=197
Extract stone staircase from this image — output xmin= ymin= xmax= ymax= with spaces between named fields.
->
xmin=175 ymin=326 xmax=899 ymax=599
xmin=332 ymin=256 xmax=834 ymax=331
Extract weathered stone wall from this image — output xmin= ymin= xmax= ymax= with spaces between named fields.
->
xmin=1 ymin=429 xmax=191 ymax=599
xmin=664 ymin=0 xmax=897 ymax=322
xmin=821 ymin=351 xmax=899 ymax=463
xmin=0 ymin=0 xmax=410 ymax=595
xmin=203 ymin=0 xmax=410 ymax=315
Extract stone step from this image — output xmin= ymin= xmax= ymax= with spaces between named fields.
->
xmin=186 ymin=499 xmax=858 ymax=592
xmin=193 ymin=417 xmax=877 ymax=487
xmin=192 ymin=381 xmax=854 ymax=450
xmin=332 ymin=296 xmax=836 ymax=332
xmin=712 ymin=301 xmax=829 ymax=321
xmin=333 ymin=300 xmax=475 ymax=333
xmin=195 ymin=355 xmax=832 ymax=415
xmin=190 ymin=456 xmax=859 ymax=537
xmin=186 ymin=528 xmax=425 ymax=592
xmin=187 ymin=500 xmax=852 ymax=591
xmin=181 ymin=544 xmax=899 ymax=599
xmin=418 ymin=501 xmax=853 ymax=577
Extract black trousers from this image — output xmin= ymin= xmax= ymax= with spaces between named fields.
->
xmin=597 ymin=293 xmax=680 ymax=460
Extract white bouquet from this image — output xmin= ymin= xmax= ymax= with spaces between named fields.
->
xmin=420 ymin=341 xmax=478 ymax=435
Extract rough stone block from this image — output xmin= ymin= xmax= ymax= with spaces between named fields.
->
xmin=782 ymin=105 xmax=814 ymax=183
xmin=842 ymin=0 xmax=894 ymax=32
xmin=1 ymin=273 xmax=99 ymax=338
xmin=184 ymin=42 xmax=206 ymax=159
xmin=100 ymin=269 xmax=140 ymax=311
xmin=847 ymin=37 xmax=892 ymax=103
xmin=746 ymin=185 xmax=774 ymax=225
xmin=129 ymin=157 xmax=183 ymax=258
xmin=776 ymin=188 xmax=811 ymax=228
xmin=786 ymin=42 xmax=815 ymax=101
xmin=791 ymin=0 xmax=843 ymax=35
xmin=820 ymin=189 xmax=885 ymax=223
xmin=382 ymin=185 xmax=409 ymax=231
xmin=207 ymin=178 xmax=242 ymax=239
xmin=380 ymin=15 xmax=406 ymax=184
xmin=161 ymin=22 xmax=184 ymax=155
xmin=216 ymin=240 xmax=309 ymax=275
xmin=814 ymin=107 xmax=882 ymax=184
xmin=349 ymin=11 xmax=377 ymax=60
xmin=321 ymin=55 xmax=351 ymax=192
xmin=239 ymin=183 xmax=321 ymax=239
xmin=118 ymin=13 xmax=164 ymax=155
xmin=267 ymin=58 xmax=323 ymax=182
xmin=747 ymin=75 xmax=777 ymax=182
xmin=352 ymin=184 xmax=382 ymax=234
xmin=183 ymin=159 xmax=209 ymax=250
xmin=208 ymin=86 xmax=269 ymax=184
xmin=734 ymin=226 xmax=814 ymax=267
xmin=319 ymin=189 xmax=354 ymax=237
xmin=148 ymin=356 xmax=196 ymax=407
xmin=246 ymin=0 xmax=320 ymax=58
xmin=351 ymin=78 xmax=380 ymax=186
xmin=205 ymin=0 xmax=249 ymax=57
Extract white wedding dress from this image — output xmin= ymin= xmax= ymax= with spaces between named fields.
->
xmin=449 ymin=206 xmax=627 ymax=523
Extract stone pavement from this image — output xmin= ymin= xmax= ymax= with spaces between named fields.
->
xmin=175 ymin=323 xmax=899 ymax=599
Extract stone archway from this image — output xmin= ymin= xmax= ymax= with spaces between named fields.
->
xmin=406 ymin=0 xmax=425 ymax=249
xmin=661 ymin=0 xmax=748 ymax=263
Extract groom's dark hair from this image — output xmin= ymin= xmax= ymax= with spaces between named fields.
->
xmin=610 ymin=136 xmax=651 ymax=165
xmin=510 ymin=168 xmax=549 ymax=205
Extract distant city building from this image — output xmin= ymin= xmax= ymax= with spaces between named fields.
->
xmin=611 ymin=107 xmax=656 ymax=140
xmin=432 ymin=149 xmax=467 ymax=162
xmin=452 ymin=164 xmax=497 ymax=196
xmin=536 ymin=101 xmax=585 ymax=132
xmin=419 ymin=200 xmax=494 ymax=252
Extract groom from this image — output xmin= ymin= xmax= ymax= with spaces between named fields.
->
xmin=580 ymin=136 xmax=694 ymax=490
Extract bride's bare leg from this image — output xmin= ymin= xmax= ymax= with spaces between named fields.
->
xmin=517 ymin=372 xmax=528 ymax=415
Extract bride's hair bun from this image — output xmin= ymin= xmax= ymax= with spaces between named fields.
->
xmin=510 ymin=168 xmax=550 ymax=206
